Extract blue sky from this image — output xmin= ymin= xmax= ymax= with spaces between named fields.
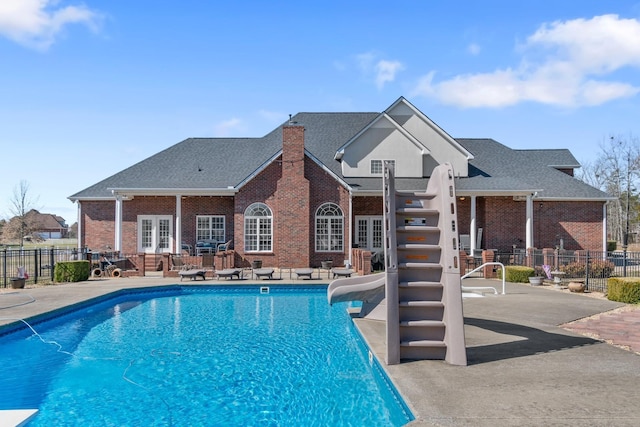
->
xmin=2 ymin=1 xmax=640 ymax=224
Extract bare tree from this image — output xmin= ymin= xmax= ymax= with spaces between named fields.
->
xmin=2 ymin=180 xmax=40 ymax=247
xmin=578 ymin=135 xmax=640 ymax=247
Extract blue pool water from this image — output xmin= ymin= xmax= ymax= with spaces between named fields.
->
xmin=0 ymin=286 xmax=413 ymax=426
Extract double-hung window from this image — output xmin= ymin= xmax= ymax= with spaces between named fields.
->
xmin=244 ymin=203 xmax=272 ymax=252
xmin=315 ymin=203 xmax=344 ymax=252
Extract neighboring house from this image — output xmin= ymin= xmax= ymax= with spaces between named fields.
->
xmin=26 ymin=210 xmax=69 ymax=239
xmin=69 ymin=97 xmax=611 ymax=268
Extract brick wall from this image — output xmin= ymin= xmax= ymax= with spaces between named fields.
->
xmin=276 ymin=125 xmax=310 ymax=267
xmin=81 ymin=200 xmax=116 ymax=251
xmin=352 ymin=196 xmax=383 ymax=215
xmin=308 ymin=158 xmax=351 ymax=267
xmin=534 ymin=200 xmax=604 ymax=250
xmin=456 ymin=196 xmax=604 ymax=251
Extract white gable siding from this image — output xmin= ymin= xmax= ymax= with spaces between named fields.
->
xmin=341 ymin=120 xmax=425 ymax=178
xmin=387 ymin=100 xmax=469 ymax=177
xmin=400 ymin=114 xmax=468 ymax=176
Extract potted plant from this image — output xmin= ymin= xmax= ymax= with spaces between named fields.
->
xmin=321 ymin=260 xmax=333 ymax=269
xmin=528 ymin=276 xmax=544 ymax=286
xmin=568 ymin=280 xmax=586 ymax=293
xmin=10 ymin=277 xmax=25 ymax=289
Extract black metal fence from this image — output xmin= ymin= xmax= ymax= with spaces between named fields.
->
xmin=1 ymin=247 xmax=89 ymax=288
xmin=492 ymin=249 xmax=640 ymax=293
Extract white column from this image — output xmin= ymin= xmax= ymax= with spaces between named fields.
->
xmin=469 ymin=196 xmax=477 ymax=256
xmin=114 ymin=194 xmax=123 ymax=252
xmin=76 ymin=202 xmax=82 ymax=250
xmin=348 ymin=189 xmax=353 ymax=266
xmin=602 ymin=203 xmax=608 ymax=253
xmin=526 ymin=194 xmax=533 ymax=249
xmin=175 ymin=195 xmax=182 ymax=253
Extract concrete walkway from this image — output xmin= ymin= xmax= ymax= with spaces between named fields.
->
xmin=1 ymin=276 xmax=639 ymax=426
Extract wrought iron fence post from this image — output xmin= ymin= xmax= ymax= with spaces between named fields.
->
xmin=585 ymin=250 xmax=590 ymax=289
xmin=623 ymin=246 xmax=628 ymax=277
xmin=2 ymin=249 xmax=6 ymax=288
xmin=50 ymin=247 xmax=55 ymax=282
xmin=34 ymin=248 xmax=39 ymax=284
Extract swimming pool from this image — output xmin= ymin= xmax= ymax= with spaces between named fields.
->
xmin=0 ymin=285 xmax=413 ymax=426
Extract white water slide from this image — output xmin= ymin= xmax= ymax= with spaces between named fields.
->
xmin=327 ymin=162 xmax=467 ymax=366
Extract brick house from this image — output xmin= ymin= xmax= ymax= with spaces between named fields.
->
xmin=69 ymin=97 xmax=611 ymax=268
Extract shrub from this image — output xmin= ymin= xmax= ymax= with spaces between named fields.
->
xmin=54 ymin=260 xmax=90 ymax=283
xmin=497 ymin=265 xmax=534 ymax=283
xmin=561 ymin=260 xmax=614 ymax=279
xmin=607 ymin=240 xmax=617 ymax=252
xmin=607 ymin=277 xmax=640 ymax=304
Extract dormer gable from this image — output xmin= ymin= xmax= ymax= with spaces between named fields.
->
xmin=386 ymin=97 xmax=473 ymax=177
xmin=335 ymin=113 xmax=429 ymax=178
xmin=335 ymin=97 xmax=473 ymax=178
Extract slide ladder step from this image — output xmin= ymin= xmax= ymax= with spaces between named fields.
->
xmin=397 ymin=244 xmax=440 ymax=250
xmin=397 ymin=225 xmax=439 ymax=232
xmin=400 ymin=340 xmax=446 ymax=348
xmin=396 ymin=207 xmax=439 ymax=214
xmin=399 ymin=300 xmax=444 ymax=308
xmin=399 ymin=263 xmax=442 ymax=269
xmin=399 ymin=281 xmax=442 ymax=288
xmin=400 ymin=320 xmax=444 ymax=327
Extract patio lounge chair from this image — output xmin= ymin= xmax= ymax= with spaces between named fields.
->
xmin=332 ymin=268 xmax=354 ymax=279
xmin=215 ymin=268 xmax=243 ymax=280
xmin=294 ymin=268 xmax=315 ymax=279
xmin=254 ymin=268 xmax=274 ymax=279
xmin=178 ymin=269 xmax=207 ymax=281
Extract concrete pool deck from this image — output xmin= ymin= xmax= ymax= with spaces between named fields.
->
xmin=1 ymin=275 xmax=639 ymax=426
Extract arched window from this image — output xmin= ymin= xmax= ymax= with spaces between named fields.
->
xmin=315 ymin=203 xmax=344 ymax=252
xmin=244 ymin=203 xmax=273 ymax=252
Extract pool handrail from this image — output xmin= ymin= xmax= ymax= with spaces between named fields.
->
xmin=461 ymin=262 xmax=506 ymax=295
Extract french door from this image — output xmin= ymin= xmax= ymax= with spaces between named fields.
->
xmin=355 ymin=216 xmax=383 ymax=252
xmin=138 ymin=215 xmax=173 ymax=253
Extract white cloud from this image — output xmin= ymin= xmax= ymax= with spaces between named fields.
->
xmin=467 ymin=43 xmax=481 ymax=56
xmin=375 ymin=60 xmax=405 ymax=90
xmin=213 ymin=118 xmax=243 ymax=136
xmin=356 ymin=51 xmax=405 ymax=89
xmin=258 ymin=109 xmax=286 ymax=124
xmin=0 ymin=0 xmax=102 ymax=50
xmin=412 ymin=14 xmax=640 ymax=108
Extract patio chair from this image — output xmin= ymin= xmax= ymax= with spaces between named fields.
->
xmin=171 ymin=255 xmax=192 ymax=271
xmin=217 ymin=239 xmax=233 ymax=252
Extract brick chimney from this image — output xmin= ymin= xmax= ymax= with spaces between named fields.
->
xmin=276 ymin=124 xmax=310 ymax=267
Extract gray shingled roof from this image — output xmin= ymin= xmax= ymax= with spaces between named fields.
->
xmin=69 ymin=112 xmax=610 ymax=201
